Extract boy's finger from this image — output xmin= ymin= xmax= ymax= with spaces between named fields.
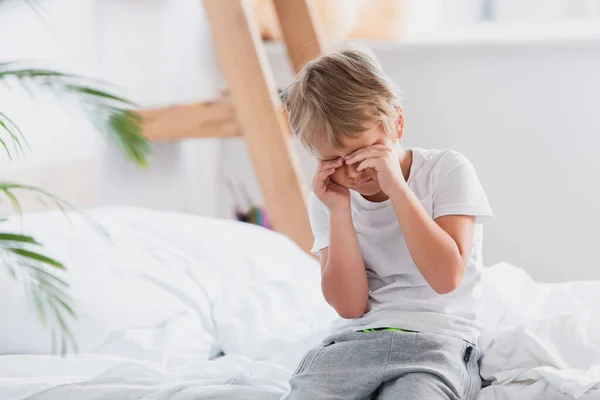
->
xmin=319 ymin=158 xmax=343 ymax=170
xmin=346 ymin=149 xmax=387 ymax=164
xmin=357 ymin=158 xmax=378 ymax=171
xmin=315 ymin=168 xmax=335 ymax=181
xmin=345 ymin=144 xmax=388 ymax=160
xmin=345 ymin=147 xmax=367 ymax=160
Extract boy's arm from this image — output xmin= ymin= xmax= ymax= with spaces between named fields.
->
xmin=346 ymin=146 xmax=482 ymax=294
xmin=390 ymin=186 xmax=475 ymax=294
xmin=319 ymin=206 xmax=369 ymax=319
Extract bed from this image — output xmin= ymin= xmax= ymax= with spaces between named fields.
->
xmin=1 ymin=208 xmax=600 ymax=400
xmin=2 ymin=1 xmax=600 ymax=399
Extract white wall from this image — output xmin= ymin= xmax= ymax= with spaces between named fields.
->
xmin=0 ymin=0 xmax=98 ymax=172
xmin=92 ymin=0 xmax=223 ymax=216
xmin=0 ymin=0 xmax=223 ymax=216
xmin=4 ymin=0 xmax=600 ymax=282
xmin=223 ymin=38 xmax=600 ymax=283
xmin=0 ymin=0 xmax=99 ymax=215
xmin=384 ymin=41 xmax=600 ymax=283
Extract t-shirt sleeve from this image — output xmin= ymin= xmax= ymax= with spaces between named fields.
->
xmin=308 ymin=191 xmax=331 ymax=254
xmin=432 ymin=152 xmax=494 ymax=224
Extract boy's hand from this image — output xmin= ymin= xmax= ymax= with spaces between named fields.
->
xmin=313 ymin=158 xmax=350 ymax=211
xmin=345 ymin=144 xmax=405 ymax=197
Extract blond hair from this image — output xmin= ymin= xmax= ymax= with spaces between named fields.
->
xmin=282 ymin=47 xmax=402 ymax=153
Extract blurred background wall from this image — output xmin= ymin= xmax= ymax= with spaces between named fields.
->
xmin=1 ymin=0 xmax=599 ymax=281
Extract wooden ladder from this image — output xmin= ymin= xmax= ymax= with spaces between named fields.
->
xmin=140 ymin=0 xmax=325 ymax=253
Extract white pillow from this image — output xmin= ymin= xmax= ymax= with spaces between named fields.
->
xmin=206 ymin=222 xmax=337 ymax=360
xmin=0 ymin=209 xmax=217 ymax=368
xmin=87 ymin=207 xmax=338 ymax=361
xmin=1 ymin=207 xmax=336 ymax=365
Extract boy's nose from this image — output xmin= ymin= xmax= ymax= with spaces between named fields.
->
xmin=345 ymin=162 xmax=361 ymax=178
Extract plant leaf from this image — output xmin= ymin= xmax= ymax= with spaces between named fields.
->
xmin=29 ymin=286 xmax=47 ymax=325
xmin=0 ymin=111 xmax=29 ymax=147
xmin=0 ymin=113 xmax=27 ymax=157
xmin=53 ymin=295 xmax=75 ymax=317
xmin=68 ymin=85 xmax=134 ymax=106
xmin=9 ymin=248 xmax=64 ymax=269
xmin=3 ymin=261 xmax=16 ymax=279
xmin=2 ymin=188 xmax=22 ymax=217
xmin=0 ymin=137 xmax=12 ymax=160
xmin=37 ymin=276 xmax=72 ymax=302
xmin=0 ymin=232 xmax=40 ymax=244
xmin=51 ymin=305 xmax=77 ymax=355
xmin=0 ymin=182 xmax=109 ymax=238
xmin=0 ymin=64 xmax=150 ymax=167
xmin=0 ymin=182 xmax=75 ymax=210
xmin=2 ymin=242 xmax=77 ymax=355
xmin=22 ymin=261 xmax=69 ymax=287
xmin=107 ymin=109 xmax=149 ymax=168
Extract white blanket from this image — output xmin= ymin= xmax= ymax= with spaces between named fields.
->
xmin=3 ymin=262 xmax=599 ymax=400
xmin=1 ymin=208 xmax=600 ymax=400
xmin=0 ymin=354 xmax=287 ymax=400
xmin=479 ymin=263 xmax=600 ymax=400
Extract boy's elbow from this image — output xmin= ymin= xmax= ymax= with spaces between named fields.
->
xmin=431 ymin=265 xmax=465 ymax=294
xmin=337 ymin=306 xmax=365 ymax=320
xmin=432 ymin=279 xmax=460 ymax=295
xmin=322 ymin=283 xmax=368 ymax=319
xmin=324 ymin=291 xmax=367 ymax=319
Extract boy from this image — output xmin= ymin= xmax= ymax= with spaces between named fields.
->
xmin=281 ymin=48 xmax=493 ymax=400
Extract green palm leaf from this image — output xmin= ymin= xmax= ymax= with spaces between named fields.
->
xmin=0 ymin=232 xmax=39 ymax=243
xmin=0 ymin=231 xmax=76 ymax=354
xmin=0 ymin=182 xmax=107 ymax=236
xmin=9 ymin=248 xmax=64 ymax=268
xmin=0 ymin=183 xmax=108 ymax=355
xmin=0 ymin=111 xmax=29 ymax=159
xmin=0 ymin=63 xmax=151 ymax=167
xmin=0 ymin=0 xmax=151 ymax=356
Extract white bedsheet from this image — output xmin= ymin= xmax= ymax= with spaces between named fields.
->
xmin=0 ymin=354 xmax=287 ymax=400
xmin=479 ymin=263 xmax=600 ymax=400
xmin=2 ymin=208 xmax=600 ymax=400
xmin=3 ymin=262 xmax=599 ymax=400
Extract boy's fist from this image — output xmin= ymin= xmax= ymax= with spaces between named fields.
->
xmin=313 ymin=158 xmax=350 ymax=211
xmin=345 ymin=144 xmax=405 ymax=197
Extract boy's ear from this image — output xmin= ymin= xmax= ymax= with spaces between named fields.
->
xmin=396 ymin=107 xmax=405 ymax=140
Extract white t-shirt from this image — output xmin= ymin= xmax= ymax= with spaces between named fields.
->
xmin=309 ymin=148 xmax=493 ymax=345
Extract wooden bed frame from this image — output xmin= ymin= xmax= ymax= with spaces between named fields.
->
xmin=139 ymin=0 xmax=324 ymax=253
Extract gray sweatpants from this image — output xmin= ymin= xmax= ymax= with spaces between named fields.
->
xmin=283 ymin=330 xmax=481 ymax=400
